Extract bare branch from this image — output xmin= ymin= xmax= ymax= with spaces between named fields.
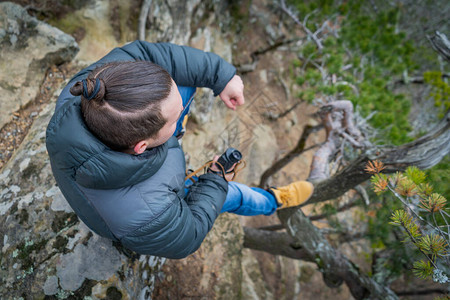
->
xmin=335 ymin=81 xmax=359 ymax=96
xmin=394 ymin=289 xmax=448 ymax=297
xmin=279 ymin=0 xmax=324 ymax=51
xmin=428 ymin=31 xmax=450 ymax=61
xmin=257 ymin=224 xmax=284 ymax=231
xmin=243 ymin=227 xmax=308 ymax=260
xmin=269 ymin=101 xmax=301 ymax=120
xmin=236 ymin=38 xmax=297 ymax=74
xmin=395 ymin=73 xmax=450 ymax=85
xmin=309 ymin=100 xmax=365 ymax=181
xmin=138 ymin=0 xmax=152 ymax=41
xmin=354 ymin=185 xmax=370 ymax=205
xmin=259 ymin=124 xmax=323 ymax=188
xmin=308 ymin=198 xmax=359 ymax=221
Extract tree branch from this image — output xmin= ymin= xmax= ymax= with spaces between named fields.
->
xmin=279 ymin=0 xmax=324 ymax=51
xmin=306 ymin=110 xmax=450 ymax=204
xmin=248 ymin=110 xmax=449 ymax=298
xmin=309 ymin=100 xmax=365 ymax=182
xmin=236 ymin=38 xmax=297 ymax=74
xmin=243 ymin=227 xmax=308 ymax=260
xmin=276 ymin=208 xmax=399 ymax=299
xmin=395 ymin=73 xmax=450 ymax=85
xmin=259 ymin=124 xmax=323 ymax=188
xmin=394 ymin=288 xmax=448 ymax=297
xmin=428 ymin=31 xmax=450 ymax=61
xmin=138 ymin=0 xmax=152 ymax=41
xmin=308 ymin=198 xmax=359 ymax=221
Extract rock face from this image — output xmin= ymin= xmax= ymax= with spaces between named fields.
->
xmin=0 ymin=2 xmax=79 ymax=129
xmin=0 ymin=1 xmax=248 ymax=298
xmin=0 ymin=99 xmax=166 ymax=299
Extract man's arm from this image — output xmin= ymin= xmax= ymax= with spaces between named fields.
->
xmin=107 ymin=41 xmax=236 ymax=96
xmin=119 ymin=173 xmax=228 ymax=259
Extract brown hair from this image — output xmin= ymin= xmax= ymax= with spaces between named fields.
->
xmin=70 ymin=61 xmax=172 ymax=150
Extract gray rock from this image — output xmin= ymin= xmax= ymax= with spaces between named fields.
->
xmin=144 ymin=0 xmax=201 ymax=44
xmin=56 ymin=235 xmax=122 ymax=291
xmin=43 ymin=275 xmax=59 ymax=295
xmin=0 ymin=99 xmax=165 ymax=299
xmin=47 ymin=186 xmax=73 ymax=213
xmin=0 ymin=2 xmax=79 ymax=128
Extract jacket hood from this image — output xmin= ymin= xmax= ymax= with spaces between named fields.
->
xmin=46 ymin=97 xmax=173 ymax=189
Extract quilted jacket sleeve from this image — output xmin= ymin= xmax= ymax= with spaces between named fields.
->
xmin=118 ymin=41 xmax=236 ymax=96
xmin=119 ymin=173 xmax=228 ymax=259
xmin=56 ymin=40 xmax=236 ymax=110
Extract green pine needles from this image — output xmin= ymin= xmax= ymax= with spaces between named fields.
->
xmin=366 ymin=160 xmax=450 ymax=284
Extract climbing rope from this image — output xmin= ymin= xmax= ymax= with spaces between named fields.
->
xmin=185 ymin=159 xmax=246 ymax=183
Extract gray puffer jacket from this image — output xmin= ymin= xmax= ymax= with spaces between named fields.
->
xmin=46 ymin=41 xmax=236 ymax=258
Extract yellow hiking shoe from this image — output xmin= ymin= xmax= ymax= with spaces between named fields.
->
xmin=270 ymin=181 xmax=314 ymax=209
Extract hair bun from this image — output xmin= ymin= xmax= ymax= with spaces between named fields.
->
xmin=69 ymin=81 xmax=83 ymax=97
xmin=69 ymin=78 xmax=105 ymax=102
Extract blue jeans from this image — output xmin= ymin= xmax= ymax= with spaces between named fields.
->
xmin=221 ymin=182 xmax=278 ymax=216
xmin=177 ymin=86 xmax=278 ymax=216
xmin=184 ymin=178 xmax=278 ymax=216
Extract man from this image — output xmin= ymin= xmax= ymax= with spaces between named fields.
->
xmin=46 ymin=41 xmax=313 ymax=259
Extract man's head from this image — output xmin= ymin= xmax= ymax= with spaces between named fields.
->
xmin=70 ymin=61 xmax=183 ymax=153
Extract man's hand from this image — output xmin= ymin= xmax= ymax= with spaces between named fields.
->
xmin=208 ymin=155 xmax=236 ymax=181
xmin=219 ymin=75 xmax=245 ymax=110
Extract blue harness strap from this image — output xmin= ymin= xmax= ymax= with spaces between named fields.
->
xmin=174 ymin=86 xmax=196 ymax=138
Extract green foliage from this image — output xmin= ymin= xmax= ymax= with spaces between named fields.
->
xmin=413 ymin=260 xmax=434 ymax=279
xmin=367 ymin=161 xmax=450 ymax=282
xmin=370 ymin=173 xmax=388 ymax=195
xmin=424 ymin=71 xmax=450 ymax=118
xmin=425 ymin=156 xmax=450 ymax=198
xmin=420 ymin=193 xmax=448 ymax=213
xmin=433 ymin=296 xmax=450 ymax=300
xmin=390 ymin=210 xmax=421 ymax=240
xmin=366 ymin=195 xmax=410 ymax=277
xmin=290 ymin=0 xmax=420 ymax=144
xmin=405 ymin=166 xmax=427 ymax=185
xmin=418 ymin=234 xmax=448 ymax=259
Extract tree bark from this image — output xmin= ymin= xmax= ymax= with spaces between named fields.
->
xmin=309 ymin=100 xmax=364 ymax=181
xmin=277 ymin=208 xmax=399 ymax=299
xmin=428 ymin=31 xmax=450 ymax=61
xmin=243 ymin=227 xmax=309 ymax=260
xmin=244 ymin=212 xmax=399 ymax=299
